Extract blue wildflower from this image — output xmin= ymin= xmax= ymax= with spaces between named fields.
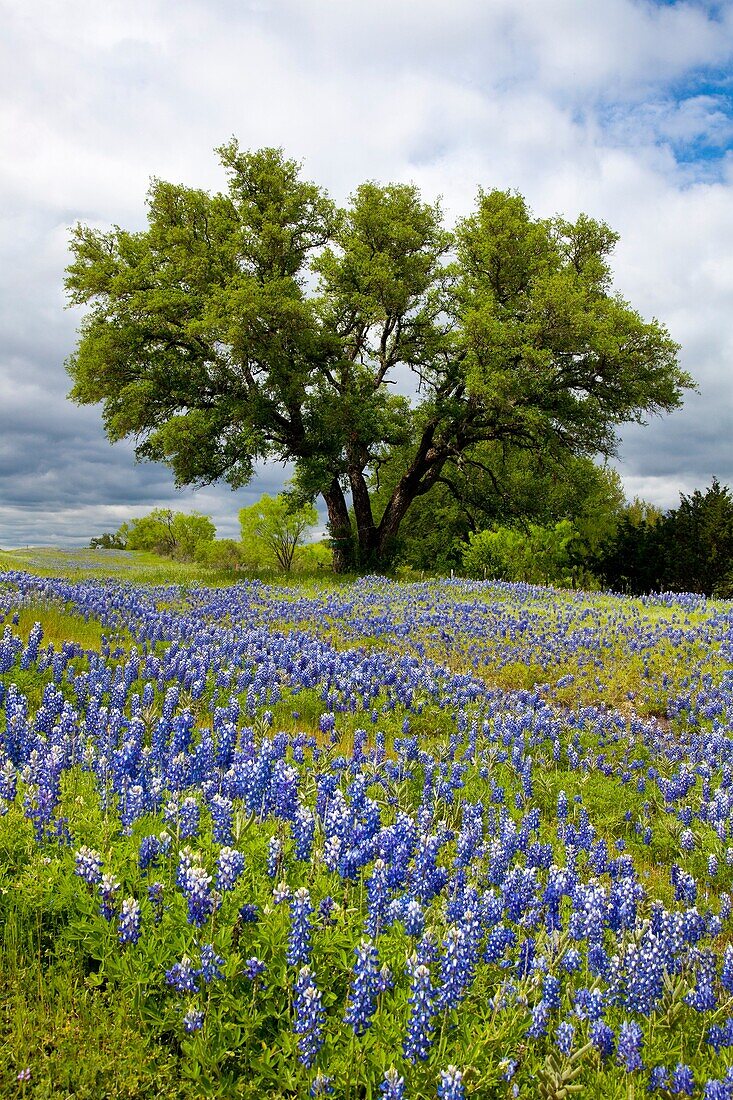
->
xmin=437 ymin=1066 xmax=465 ymax=1100
xmin=617 ymin=1020 xmax=643 ymax=1072
xmin=74 ymin=845 xmax=102 ymax=886
xmin=117 ymin=898 xmax=141 ymax=945
xmin=555 ymin=1021 xmax=575 ymax=1056
xmin=293 ymin=966 xmax=325 ymax=1068
xmin=380 ymin=1067 xmax=405 ymax=1100
xmin=288 ymin=887 xmax=313 ymax=967
xmin=183 ymin=1007 xmax=204 ymax=1033
xmin=403 ymin=955 xmax=435 ymax=1063
xmin=344 ymin=939 xmax=379 ymax=1035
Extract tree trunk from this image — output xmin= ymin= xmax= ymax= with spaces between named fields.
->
xmin=349 ymin=464 xmax=378 ymax=567
xmin=322 ymin=478 xmax=353 ymax=573
xmin=376 ymin=444 xmax=448 ymax=563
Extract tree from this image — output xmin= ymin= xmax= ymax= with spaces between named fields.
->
xmin=239 ymin=493 xmax=317 ymax=572
xmin=118 ymin=509 xmax=215 ymax=561
xmin=461 ymin=520 xmax=580 ymax=586
xmin=369 ymin=440 xmax=625 ymax=572
xmin=66 ymin=144 xmax=693 ymax=571
xmin=90 ymin=531 xmax=126 ymax=549
xmin=662 ymin=479 xmax=733 ymax=596
xmin=592 ymin=500 xmax=666 ymax=594
xmin=195 ymin=538 xmax=246 ymax=572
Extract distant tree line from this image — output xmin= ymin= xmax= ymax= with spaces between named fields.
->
xmin=378 ymin=451 xmax=733 ymax=596
xmin=594 ymin=478 xmax=733 ymax=597
xmin=90 ymin=495 xmax=326 ymax=574
xmin=91 ymin=475 xmax=733 ymax=596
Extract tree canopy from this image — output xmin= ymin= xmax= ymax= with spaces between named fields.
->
xmin=66 ymin=143 xmax=693 ymax=570
xmin=239 ymin=493 xmax=317 ymax=572
xmin=597 ymin=480 xmax=733 ymax=596
xmin=118 ymin=509 xmax=215 ymax=561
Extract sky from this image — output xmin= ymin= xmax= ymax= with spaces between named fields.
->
xmin=1 ymin=0 xmax=732 ymax=548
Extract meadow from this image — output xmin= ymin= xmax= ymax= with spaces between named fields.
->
xmin=1 ymin=549 xmax=733 ymax=1098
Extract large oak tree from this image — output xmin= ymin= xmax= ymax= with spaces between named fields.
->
xmin=66 ymin=143 xmax=692 ymax=570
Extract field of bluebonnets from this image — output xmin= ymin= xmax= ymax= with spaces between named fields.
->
xmin=2 ymin=551 xmax=733 ymax=1098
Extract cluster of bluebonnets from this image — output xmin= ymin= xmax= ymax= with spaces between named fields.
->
xmin=2 ymin=568 xmax=733 ymax=1096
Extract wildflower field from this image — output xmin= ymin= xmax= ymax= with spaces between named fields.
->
xmin=2 ymin=557 xmax=733 ymax=1098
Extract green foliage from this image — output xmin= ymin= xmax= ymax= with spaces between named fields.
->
xmin=371 ymin=442 xmax=625 ymax=572
xmin=118 ymin=509 xmax=216 ymax=562
xmin=664 ymin=477 xmax=733 ymax=596
xmin=462 ymin=519 xmax=581 ymax=585
xmin=66 ymin=144 xmax=692 ymax=570
xmin=597 ymin=480 xmax=733 ymax=595
xmin=194 ymin=538 xmax=246 ymax=573
xmin=293 ymin=540 xmax=332 ymax=572
xmin=239 ymin=493 xmax=318 ymax=572
xmin=89 ymin=531 xmax=127 ymax=549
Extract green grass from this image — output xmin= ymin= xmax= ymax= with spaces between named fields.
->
xmin=0 ymin=546 xmax=360 ymax=590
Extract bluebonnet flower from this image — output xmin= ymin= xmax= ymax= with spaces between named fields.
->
xmin=318 ymin=712 xmax=335 ymax=735
xmin=293 ymin=806 xmax=315 ymax=861
xmin=176 ymin=847 xmax=195 ymax=890
xmin=437 ymin=1066 xmax=465 ymax=1100
xmin=183 ymin=1008 xmax=204 ymax=1033
xmin=148 ymin=881 xmax=164 ymax=924
xmin=703 ymin=1081 xmax=733 ymax=1100
xmin=74 ymin=846 xmax=102 ymax=886
xmin=500 ymin=1059 xmax=518 ymax=1081
xmin=403 ymin=954 xmax=435 ymax=1063
xmin=267 ymin=836 xmax=283 ymax=878
xmin=310 ymin=1074 xmax=334 ymax=1097
xmin=179 ymin=796 xmax=200 ymax=839
xmin=573 ymin=987 xmax=604 ymax=1022
xmin=403 ymin=898 xmax=425 ymax=937
xmin=721 ymin=945 xmax=733 ymax=992
xmin=199 ymin=944 xmax=225 ymax=983
xmin=216 ymin=847 xmax=245 ymax=891
xmin=99 ymin=874 xmax=120 ymax=920
xmin=166 ymin=957 xmax=200 ymax=994
xmin=318 ymin=896 xmax=336 ymax=925
xmin=543 ymin=973 xmax=561 ymax=1010
xmin=686 ymin=951 xmax=717 ymax=1012
xmin=293 ymin=966 xmax=325 ymax=1068
xmin=182 ymin=866 xmax=217 ymax=927
xmin=555 ymin=1021 xmax=575 ymax=1056
xmin=209 ymin=794 xmax=233 ymax=844
xmin=344 ymin=939 xmax=379 ymax=1035
xmin=707 ymin=1025 xmax=728 ymax=1054
xmin=589 ymin=1020 xmax=614 ymax=1059
xmin=377 ymin=963 xmax=393 ymax=993
xmin=527 ymin=1001 xmax=550 ymax=1039
xmin=239 ymin=903 xmax=259 ymax=923
xmin=437 ymin=926 xmax=473 ymax=1011
xmin=288 ymin=888 xmax=313 ymax=967
xmin=562 ymin=948 xmax=582 ymax=973
xmin=273 ymin=881 xmax=290 ymax=905
xmin=364 ymin=858 xmax=389 ymax=937
xmin=680 ymin=828 xmax=695 ymax=852
xmin=244 ymin=956 xmax=266 ymax=981
xmin=380 ymin=1067 xmax=405 ymax=1099
xmin=617 ymin=1021 xmax=643 ymax=1072
xmin=648 ymin=1066 xmax=669 ymax=1091
xmin=671 ymin=1065 xmax=695 ymax=1096
xmin=118 ymin=898 xmax=141 ymax=945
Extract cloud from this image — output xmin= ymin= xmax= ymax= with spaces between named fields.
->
xmin=1 ymin=0 xmax=732 ymax=546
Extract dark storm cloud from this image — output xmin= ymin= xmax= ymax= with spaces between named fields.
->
xmin=1 ymin=0 xmax=733 ymax=547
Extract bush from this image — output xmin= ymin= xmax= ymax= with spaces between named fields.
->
xmin=462 ymin=520 xmax=581 ymax=586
